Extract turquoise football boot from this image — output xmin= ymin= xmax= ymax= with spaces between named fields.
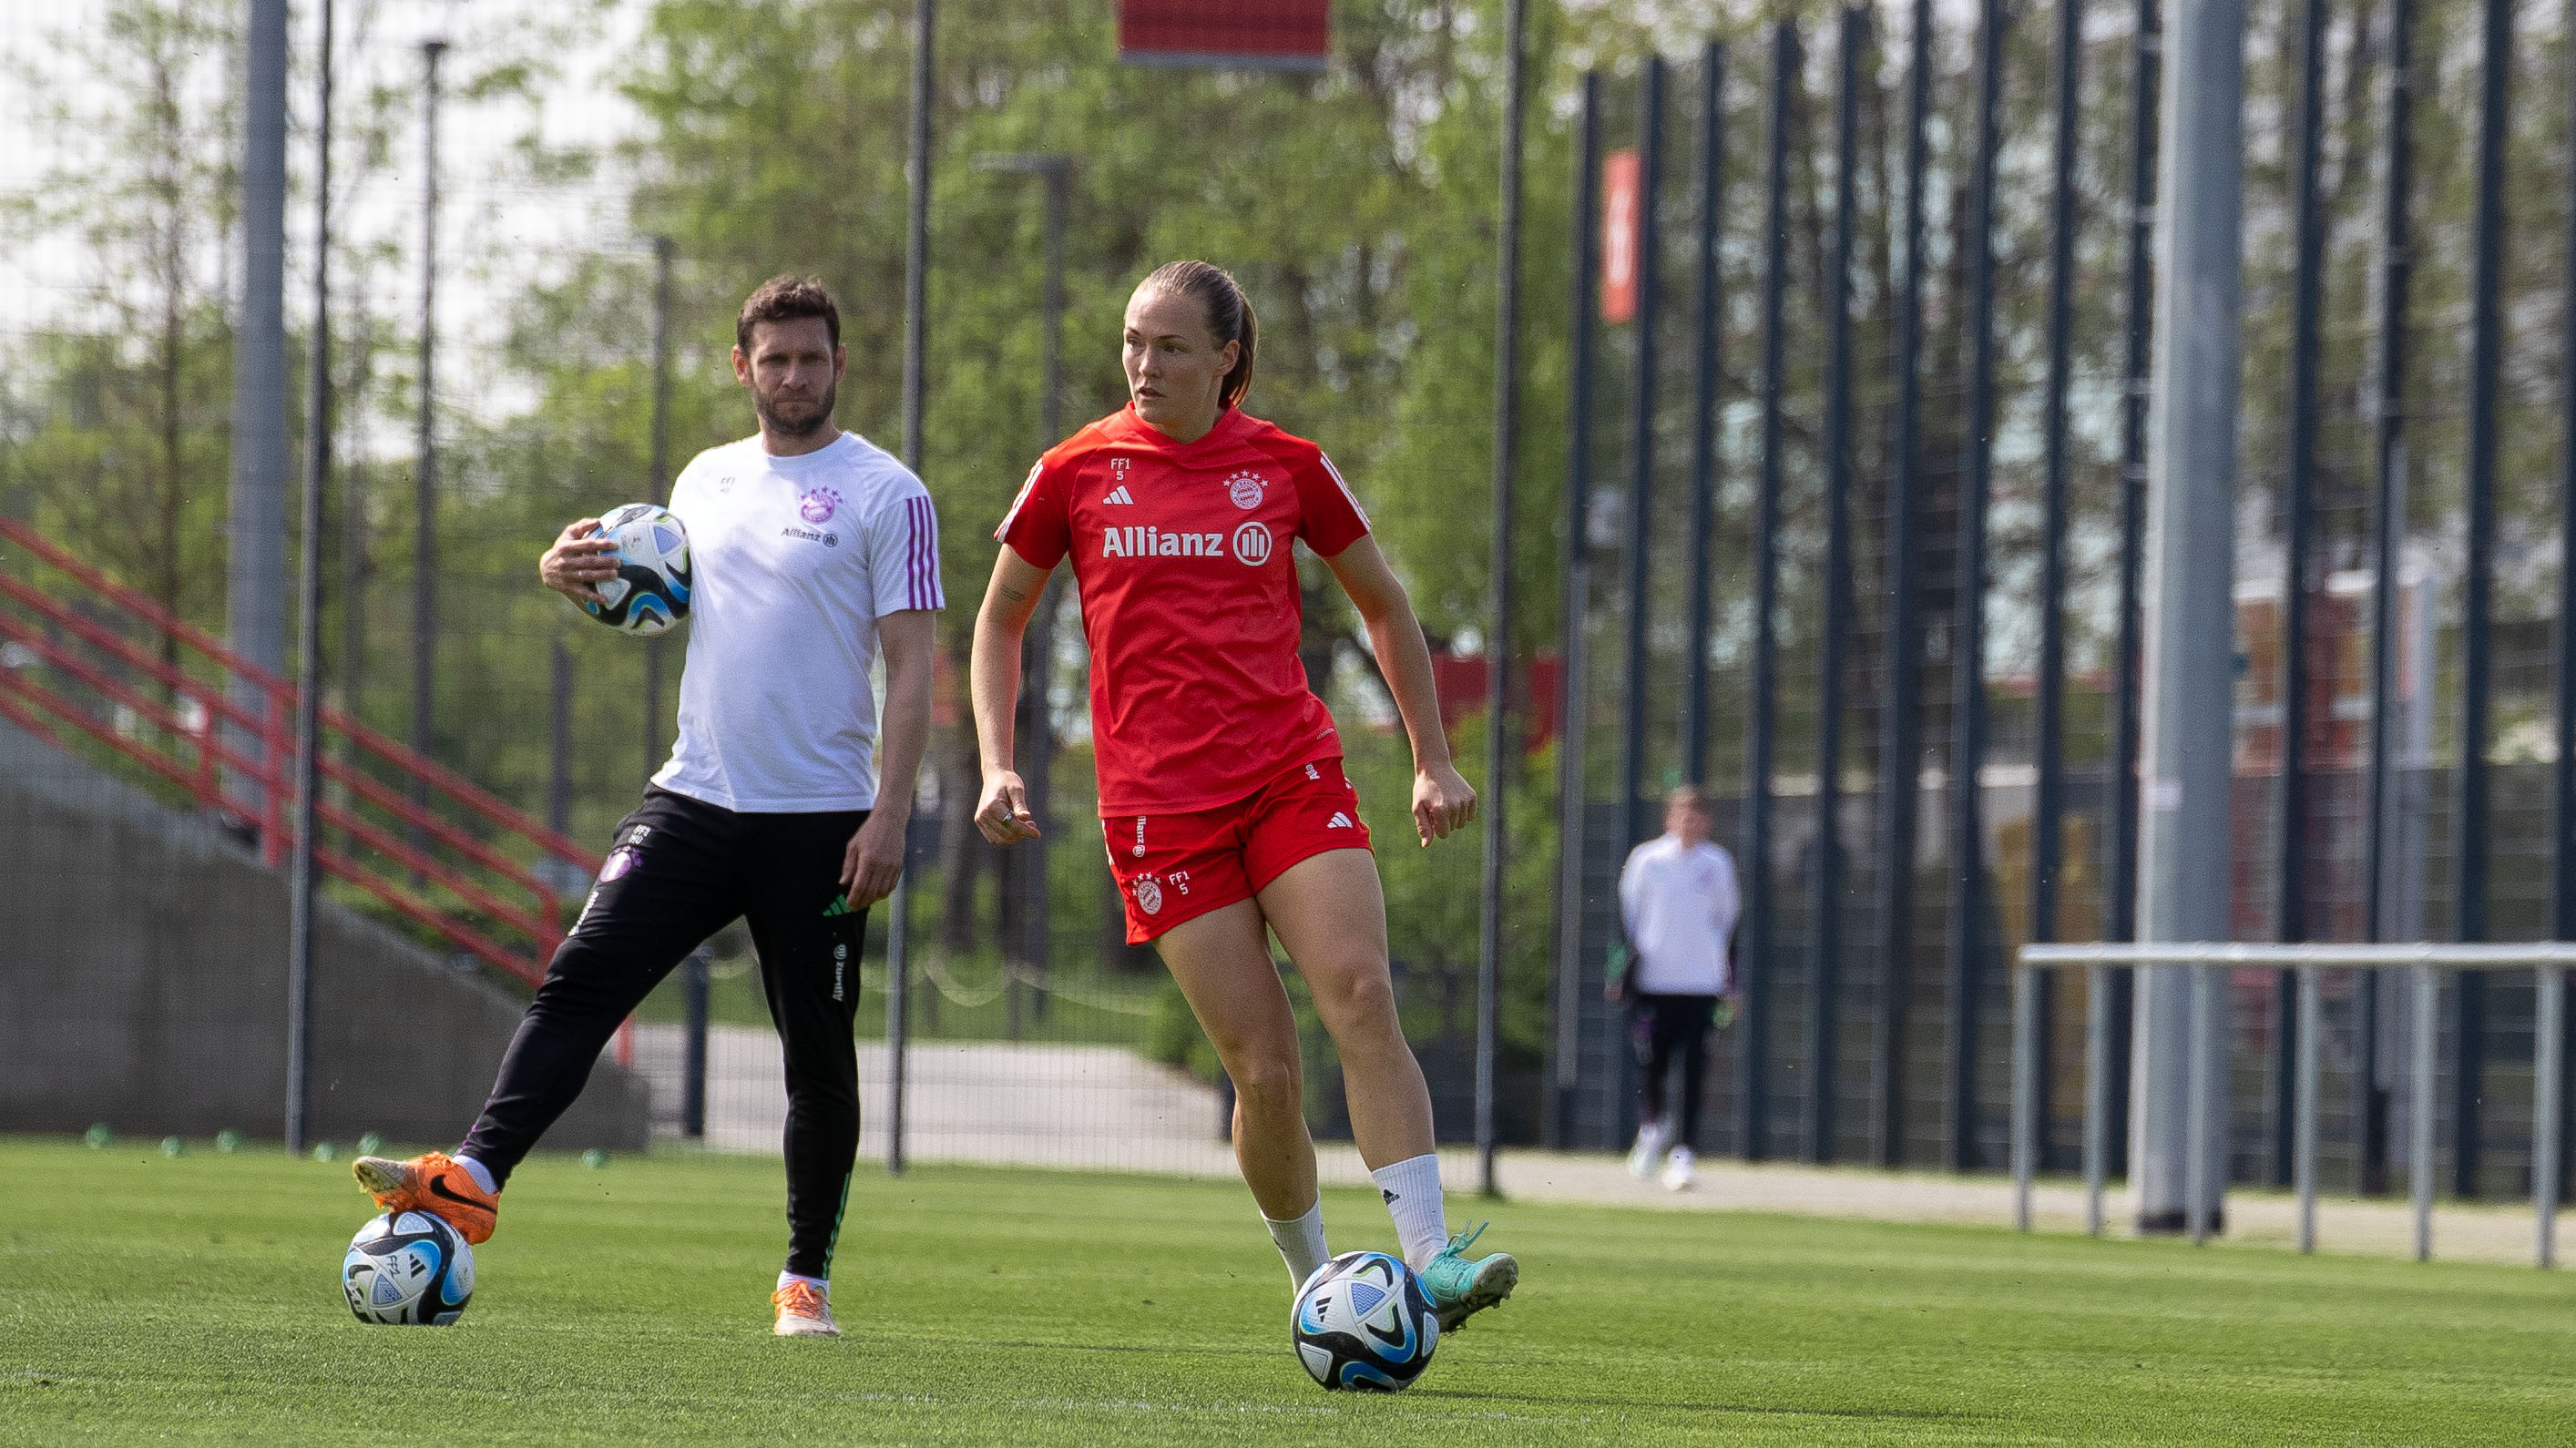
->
xmin=1417 ymin=1222 xmax=1518 ymax=1333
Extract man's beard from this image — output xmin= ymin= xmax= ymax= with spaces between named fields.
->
xmin=754 ymin=381 xmax=836 ymax=438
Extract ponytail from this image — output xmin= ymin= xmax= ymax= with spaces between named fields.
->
xmin=1142 ymin=260 xmax=1256 ymax=411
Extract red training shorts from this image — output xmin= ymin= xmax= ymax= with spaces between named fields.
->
xmin=1104 ymin=756 xmax=1373 ymax=943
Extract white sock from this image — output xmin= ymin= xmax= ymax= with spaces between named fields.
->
xmin=776 ymin=1270 xmax=827 ymax=1297
xmin=454 ymin=1154 xmax=499 ymax=1197
xmin=1264 ymin=1202 xmax=1332 ymax=1289
xmin=1371 ymin=1153 xmax=1448 ymax=1272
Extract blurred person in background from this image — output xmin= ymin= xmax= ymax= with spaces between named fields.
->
xmin=1610 ymin=784 xmax=1740 ymax=1190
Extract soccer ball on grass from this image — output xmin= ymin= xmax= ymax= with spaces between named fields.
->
xmin=342 ymin=1210 xmax=475 ymax=1326
xmin=1292 ymin=1251 xmax=1438 ymax=1391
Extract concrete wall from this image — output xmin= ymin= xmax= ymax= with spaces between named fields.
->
xmin=0 ymin=719 xmax=648 ymax=1149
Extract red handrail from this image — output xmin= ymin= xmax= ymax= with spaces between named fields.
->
xmin=0 ymin=515 xmax=602 ymax=994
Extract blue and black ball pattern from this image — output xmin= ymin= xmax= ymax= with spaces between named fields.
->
xmin=581 ymin=503 xmax=693 ymax=637
xmin=342 ymin=1210 xmax=475 ymax=1327
xmin=1292 ymin=1250 xmax=1439 ymax=1392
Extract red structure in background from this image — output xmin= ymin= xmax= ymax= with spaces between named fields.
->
xmin=1428 ymin=651 xmax=1560 ymax=754
xmin=0 ymin=516 xmax=621 ymax=1053
xmin=1600 ymin=148 xmax=1641 ymax=324
xmin=1118 ymin=0 xmax=1329 ymax=69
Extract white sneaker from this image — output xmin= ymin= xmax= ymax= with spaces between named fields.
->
xmin=772 ymin=1280 xmax=838 ymax=1337
xmin=1627 ymin=1118 xmax=1671 ymax=1178
xmin=1661 ymin=1147 xmax=1697 ymax=1191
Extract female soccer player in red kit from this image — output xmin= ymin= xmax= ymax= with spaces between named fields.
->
xmin=969 ymin=261 xmax=1518 ymax=1331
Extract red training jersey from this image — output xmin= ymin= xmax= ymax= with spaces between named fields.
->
xmin=996 ymin=403 xmax=1373 ymax=815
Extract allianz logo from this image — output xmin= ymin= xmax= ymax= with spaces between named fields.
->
xmin=1101 ymin=522 xmax=1271 ymax=566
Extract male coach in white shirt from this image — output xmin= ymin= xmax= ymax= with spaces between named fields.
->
xmin=1610 ymin=784 xmax=1741 ymax=1190
xmin=349 ymin=275 xmax=940 ymax=1339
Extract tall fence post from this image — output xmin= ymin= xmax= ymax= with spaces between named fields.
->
xmin=1681 ymin=41 xmax=1726 ymax=790
xmin=2450 ymin=0 xmax=2513 ymax=1201
xmin=1946 ymin=0 xmax=2006 ymax=1174
xmin=1740 ymin=22 xmax=1798 ymax=1164
xmin=1805 ymin=5 xmax=1865 ymax=1168
xmin=1616 ymin=57 xmax=1666 ymax=868
xmin=2359 ymin=0 xmax=2414 ymax=1198
xmin=1871 ymin=0 xmax=1936 ymax=1170
xmin=1549 ymin=70 xmax=1603 ymax=1148
xmin=2412 ymin=962 xmax=2438 ymax=1259
xmin=887 ymin=0 xmax=936 ymax=1178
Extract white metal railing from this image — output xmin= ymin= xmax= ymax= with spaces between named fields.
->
xmin=2010 ymin=942 xmax=2575 ymax=1267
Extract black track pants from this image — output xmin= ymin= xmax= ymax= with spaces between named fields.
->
xmin=1630 ymin=993 xmax=1719 ymax=1151
xmin=459 ymin=787 xmax=869 ymax=1279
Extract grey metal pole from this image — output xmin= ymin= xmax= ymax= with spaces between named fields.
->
xmin=1681 ymin=41 xmax=1724 ymax=789
xmin=1615 ymin=56 xmax=1665 ymax=871
xmin=411 ymin=39 xmax=445 ymax=802
xmin=1476 ymin=0 xmax=1528 ymax=1197
xmin=2358 ymin=0 xmax=2413 ymax=1198
xmin=2451 ymin=0 xmax=2512 ymax=1202
xmin=1740 ymin=23 xmax=1797 ymax=1163
xmin=1805 ymin=5 xmax=1864 ymax=1168
xmin=888 ymin=0 xmax=935 ymax=1178
xmin=2537 ymin=966 xmax=2563 ymax=1267
xmin=2029 ymin=0 xmax=2081 ymax=1178
xmin=2295 ymin=964 xmax=2321 ymax=1251
xmin=284 ymin=0 xmax=334 ymax=1157
xmin=2185 ymin=963 xmax=2214 ymax=1245
xmin=1549 ymin=72 xmax=1603 ymax=1147
xmin=230 ymin=0 xmax=291 ymax=838
xmin=2271 ymin=0 xmax=2330 ymax=1194
xmin=2412 ymin=964 xmax=2437 ymax=1259
xmin=1946 ymin=0 xmax=2005 ymax=1175
xmin=1871 ymin=0 xmax=1934 ymax=1170
xmin=2012 ymin=964 xmax=2036 ymax=1230
xmin=682 ymin=948 xmax=709 ymax=1138
xmin=2085 ymin=963 xmax=2109 ymax=1234
xmin=2557 ymin=0 xmax=2576 ymax=1230
xmin=2134 ymin=0 xmax=2244 ymax=1237
xmin=1028 ymin=159 xmax=1066 ymax=1024
xmin=645 ymin=236 xmax=673 ymax=777
xmin=2106 ymin=0 xmax=2162 ymax=1185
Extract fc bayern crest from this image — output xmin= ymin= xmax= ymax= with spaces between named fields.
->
xmin=1135 ymin=878 xmax=1165 ymax=915
xmin=1224 ymin=471 xmax=1266 ymax=510
xmin=799 ymin=486 xmax=842 ymax=523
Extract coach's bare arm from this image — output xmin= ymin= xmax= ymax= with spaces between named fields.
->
xmin=968 ymin=546 xmax=1052 ymax=845
xmin=843 ymin=608 xmax=935 ymax=907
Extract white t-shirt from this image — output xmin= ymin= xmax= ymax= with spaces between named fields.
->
xmin=1617 ymin=834 xmax=1741 ymax=996
xmin=649 ymin=431 xmax=943 ymax=812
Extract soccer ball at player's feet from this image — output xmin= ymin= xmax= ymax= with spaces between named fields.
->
xmin=1293 ymin=1252 xmax=1438 ymax=1392
xmin=342 ymin=1211 xmax=475 ymax=1326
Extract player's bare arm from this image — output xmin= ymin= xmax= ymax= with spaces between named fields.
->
xmin=969 ymin=546 xmax=1052 ymax=845
xmin=1320 ymin=534 xmax=1475 ymax=847
xmin=538 ymin=518 xmax=619 ymax=606
xmin=844 ymin=608 xmax=935 ymax=907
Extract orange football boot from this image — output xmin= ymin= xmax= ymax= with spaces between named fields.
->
xmin=772 ymin=1279 xmax=839 ymax=1337
xmin=351 ymin=1150 xmax=497 ymax=1245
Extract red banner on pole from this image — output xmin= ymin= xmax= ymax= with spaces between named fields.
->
xmin=1601 ymin=148 xmax=1641 ymax=324
xmin=1119 ymin=0 xmax=1330 ymax=70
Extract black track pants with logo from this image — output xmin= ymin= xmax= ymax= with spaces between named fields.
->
xmin=459 ymin=787 xmax=870 ymax=1279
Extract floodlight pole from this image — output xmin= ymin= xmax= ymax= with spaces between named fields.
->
xmin=2134 ymin=0 xmax=2244 ymax=1237
xmin=285 ymin=0 xmax=335 ymax=1157
xmin=645 ymin=237 xmax=674 ymax=776
xmin=887 ymin=0 xmax=935 ymax=1178
xmin=1476 ymin=0 xmax=1528 ymax=1198
xmin=410 ymin=38 xmax=445 ymax=854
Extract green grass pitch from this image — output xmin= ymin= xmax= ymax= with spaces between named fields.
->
xmin=5 ymin=1139 xmax=2574 ymax=1444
